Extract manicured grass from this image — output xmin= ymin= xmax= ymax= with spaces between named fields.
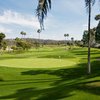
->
xmin=0 ymin=58 xmax=77 ymax=68
xmin=0 ymin=46 xmax=100 ymax=100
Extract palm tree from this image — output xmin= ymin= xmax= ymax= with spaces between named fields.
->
xmin=64 ymin=34 xmax=67 ymax=40
xmin=66 ymin=34 xmax=69 ymax=47
xmin=23 ymin=32 xmax=26 ymax=38
xmin=71 ymin=37 xmax=74 ymax=41
xmin=20 ymin=31 xmax=24 ymax=38
xmin=71 ymin=37 xmax=74 ymax=45
xmin=64 ymin=34 xmax=69 ymax=49
xmin=36 ymin=0 xmax=99 ymax=74
xmin=36 ymin=0 xmax=51 ymax=31
xmin=37 ymin=29 xmax=41 ymax=48
xmin=64 ymin=34 xmax=67 ymax=38
xmin=66 ymin=34 xmax=69 ymax=41
xmin=20 ymin=31 xmax=26 ymax=39
xmin=85 ymin=0 xmax=97 ymax=74
xmin=64 ymin=34 xmax=67 ymax=47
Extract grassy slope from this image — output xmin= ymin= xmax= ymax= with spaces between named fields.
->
xmin=0 ymin=47 xmax=100 ymax=100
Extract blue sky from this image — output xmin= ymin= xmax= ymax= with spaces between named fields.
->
xmin=0 ymin=0 xmax=99 ymax=40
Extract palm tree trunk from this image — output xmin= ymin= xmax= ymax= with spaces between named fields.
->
xmin=65 ymin=37 xmax=67 ymax=49
xmin=88 ymin=0 xmax=91 ymax=74
xmin=38 ymin=32 xmax=40 ymax=47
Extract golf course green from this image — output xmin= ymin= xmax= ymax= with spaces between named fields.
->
xmin=0 ymin=47 xmax=100 ymax=100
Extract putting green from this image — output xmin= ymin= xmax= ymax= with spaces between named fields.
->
xmin=0 ymin=58 xmax=78 ymax=68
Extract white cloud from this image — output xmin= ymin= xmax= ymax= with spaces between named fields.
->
xmin=0 ymin=10 xmax=40 ymax=29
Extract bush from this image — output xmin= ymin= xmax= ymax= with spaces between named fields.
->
xmin=15 ymin=39 xmax=32 ymax=50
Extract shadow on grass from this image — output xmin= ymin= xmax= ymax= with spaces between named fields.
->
xmin=77 ymin=80 xmax=100 ymax=95
xmin=21 ymin=61 xmax=100 ymax=80
xmin=70 ymin=48 xmax=100 ymax=57
xmin=0 ymin=61 xmax=100 ymax=100
xmin=0 ymin=86 xmax=74 ymax=100
xmin=0 ymin=78 xmax=60 ymax=86
xmin=0 ymin=78 xmax=3 ymax=81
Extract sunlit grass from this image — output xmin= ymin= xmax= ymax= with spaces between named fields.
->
xmin=0 ymin=46 xmax=100 ymax=100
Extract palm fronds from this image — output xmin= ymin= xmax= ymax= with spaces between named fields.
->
xmin=36 ymin=0 xmax=51 ymax=30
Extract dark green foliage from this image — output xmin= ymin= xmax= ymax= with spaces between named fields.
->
xmin=95 ymin=14 xmax=100 ymax=20
xmin=34 ymin=41 xmax=40 ymax=49
xmin=11 ymin=46 xmax=17 ymax=51
xmin=74 ymin=41 xmax=83 ymax=47
xmin=95 ymin=21 xmax=100 ymax=43
xmin=20 ymin=31 xmax=26 ymax=38
xmin=0 ymin=33 xmax=5 ymax=42
xmin=0 ymin=33 xmax=6 ymax=49
xmin=82 ymin=28 xmax=96 ymax=47
xmin=2 ymin=41 xmax=7 ymax=50
xmin=15 ymin=38 xmax=32 ymax=50
xmin=82 ymin=30 xmax=88 ymax=46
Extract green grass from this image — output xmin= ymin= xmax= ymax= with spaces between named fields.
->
xmin=0 ymin=58 xmax=78 ymax=68
xmin=0 ymin=46 xmax=100 ymax=100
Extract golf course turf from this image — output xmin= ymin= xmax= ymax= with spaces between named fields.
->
xmin=0 ymin=47 xmax=100 ymax=100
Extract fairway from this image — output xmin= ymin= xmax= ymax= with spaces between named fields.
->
xmin=0 ymin=47 xmax=100 ymax=100
xmin=0 ymin=58 xmax=77 ymax=68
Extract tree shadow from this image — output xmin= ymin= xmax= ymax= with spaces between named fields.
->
xmin=77 ymin=80 xmax=100 ymax=95
xmin=0 ymin=88 xmax=37 ymax=100
xmin=0 ymin=61 xmax=100 ymax=100
xmin=70 ymin=48 xmax=100 ymax=57
xmin=21 ymin=61 xmax=99 ymax=97
xmin=0 ymin=78 xmax=60 ymax=86
xmin=0 ymin=85 xmax=75 ymax=100
xmin=0 ymin=78 xmax=3 ymax=81
xmin=21 ymin=64 xmax=88 ymax=87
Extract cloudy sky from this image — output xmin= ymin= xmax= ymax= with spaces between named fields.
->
xmin=0 ymin=0 xmax=99 ymax=40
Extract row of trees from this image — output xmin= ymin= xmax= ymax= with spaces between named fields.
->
xmin=64 ymin=34 xmax=74 ymax=43
xmin=0 ymin=31 xmax=31 ymax=51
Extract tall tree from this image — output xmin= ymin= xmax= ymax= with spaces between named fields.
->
xmin=37 ymin=29 xmax=41 ymax=47
xmin=64 ymin=34 xmax=67 ymax=46
xmin=66 ymin=34 xmax=69 ymax=40
xmin=64 ymin=34 xmax=69 ymax=48
xmin=71 ymin=37 xmax=74 ymax=45
xmin=20 ymin=31 xmax=26 ymax=38
xmin=85 ymin=0 xmax=96 ymax=74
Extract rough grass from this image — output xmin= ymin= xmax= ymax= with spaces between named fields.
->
xmin=0 ymin=46 xmax=100 ymax=100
